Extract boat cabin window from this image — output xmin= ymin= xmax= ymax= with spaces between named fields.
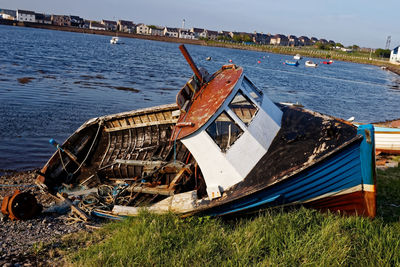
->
xmin=242 ymin=76 xmax=263 ymax=104
xmin=206 ymin=111 xmax=244 ymax=152
xmin=228 ymin=91 xmax=258 ymax=125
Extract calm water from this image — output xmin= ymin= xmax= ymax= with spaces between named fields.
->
xmin=1 ymin=25 xmax=399 ymax=172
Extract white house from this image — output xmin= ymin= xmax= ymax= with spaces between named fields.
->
xmin=136 ymin=23 xmax=150 ymax=35
xmin=89 ymin=21 xmax=107 ymax=31
xmin=390 ymin=46 xmax=400 ymax=64
xmin=179 ymin=30 xmax=196 ymax=39
xmin=163 ymin=27 xmax=179 ymax=38
xmin=16 ymin=9 xmax=35 ymax=22
xmin=0 ymin=9 xmax=16 ymax=20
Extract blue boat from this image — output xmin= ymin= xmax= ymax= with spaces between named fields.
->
xmin=36 ymin=45 xmax=376 ymax=219
xmin=285 ymin=60 xmax=299 ymax=66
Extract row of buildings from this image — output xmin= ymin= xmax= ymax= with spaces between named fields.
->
xmin=0 ymin=8 xmax=336 ymax=46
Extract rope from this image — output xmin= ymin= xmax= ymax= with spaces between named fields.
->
xmin=0 ymin=184 xmax=37 ymax=188
xmin=58 ymin=120 xmax=103 ymax=178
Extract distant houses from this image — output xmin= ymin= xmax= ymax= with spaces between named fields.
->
xmin=51 ymin=15 xmax=70 ymax=26
xmin=179 ymin=29 xmax=196 ymax=39
xmin=1 ymin=7 xmax=349 ymax=50
xmin=101 ymin=20 xmax=117 ymax=31
xmin=270 ymin=34 xmax=289 ymax=46
xmin=118 ymin=20 xmax=135 ymax=33
xmin=16 ymin=9 xmax=35 ymax=22
xmin=89 ymin=21 xmax=106 ymax=31
xmin=35 ymin=13 xmax=51 ymax=24
xmin=136 ymin=23 xmax=150 ymax=35
xmin=149 ymin=25 xmax=164 ymax=36
xmin=164 ymin=27 xmax=179 ymax=38
xmin=0 ymin=9 xmax=16 ymax=20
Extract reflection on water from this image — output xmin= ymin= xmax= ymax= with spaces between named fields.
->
xmin=0 ymin=25 xmax=399 ymax=171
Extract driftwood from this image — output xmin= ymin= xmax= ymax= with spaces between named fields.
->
xmin=56 ymin=192 xmax=90 ymax=221
xmin=112 ymin=190 xmax=198 ymax=216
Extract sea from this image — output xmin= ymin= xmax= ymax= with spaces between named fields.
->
xmin=0 ymin=25 xmax=399 ymax=172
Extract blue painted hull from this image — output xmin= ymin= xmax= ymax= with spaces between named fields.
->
xmin=204 ymin=125 xmax=376 ymax=217
xmin=285 ymin=60 xmax=299 ymax=66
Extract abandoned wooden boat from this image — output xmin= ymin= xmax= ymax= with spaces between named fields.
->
xmin=36 ymin=45 xmax=376 ymax=218
xmin=372 ymin=119 xmax=400 ymax=154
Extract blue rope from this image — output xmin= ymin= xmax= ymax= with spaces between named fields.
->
xmin=0 ymin=184 xmax=37 ymax=188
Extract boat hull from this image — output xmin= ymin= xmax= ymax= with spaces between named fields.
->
xmin=199 ymin=125 xmax=376 ymax=218
xmin=374 ymin=127 xmax=400 ymax=154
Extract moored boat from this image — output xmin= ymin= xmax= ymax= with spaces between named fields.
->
xmin=110 ymin=36 xmax=121 ymax=44
xmin=305 ymin=60 xmax=318 ymax=67
xmin=36 ymin=45 xmax=376 ymax=218
xmin=322 ymin=60 xmax=334 ymax=65
xmin=372 ymin=119 xmax=400 ymax=154
xmin=293 ymin=54 xmax=302 ymax=60
xmin=284 ymin=60 xmax=299 ymax=66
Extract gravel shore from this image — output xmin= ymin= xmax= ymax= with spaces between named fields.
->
xmin=0 ymin=170 xmax=96 ymax=266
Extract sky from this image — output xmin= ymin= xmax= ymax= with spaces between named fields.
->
xmin=1 ymin=0 xmax=399 ymax=49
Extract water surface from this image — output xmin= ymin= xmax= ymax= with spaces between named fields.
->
xmin=0 ymin=25 xmax=399 ymax=171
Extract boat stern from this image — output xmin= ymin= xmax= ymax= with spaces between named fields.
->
xmin=357 ymin=124 xmax=376 ymax=218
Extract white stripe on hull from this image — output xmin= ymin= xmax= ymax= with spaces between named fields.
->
xmin=375 ymin=132 xmax=400 ymax=152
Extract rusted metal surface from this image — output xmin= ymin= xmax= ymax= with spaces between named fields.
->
xmin=173 ymin=65 xmax=243 ymax=140
xmin=1 ymin=190 xmax=42 ymax=220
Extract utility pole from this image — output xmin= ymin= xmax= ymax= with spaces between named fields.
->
xmin=385 ymin=36 xmax=391 ymax=50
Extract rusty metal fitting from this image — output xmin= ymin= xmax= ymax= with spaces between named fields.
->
xmin=0 ymin=190 xmax=42 ymax=220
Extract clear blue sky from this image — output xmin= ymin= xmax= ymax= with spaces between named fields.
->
xmin=1 ymin=0 xmax=399 ymax=49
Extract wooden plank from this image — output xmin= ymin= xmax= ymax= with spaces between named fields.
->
xmin=114 ymin=159 xmax=166 ymax=167
xmin=57 ymin=193 xmax=90 ymax=221
xmin=112 ymin=190 xmax=198 ymax=216
xmin=104 ymin=119 xmax=177 ymax=132
xmin=128 ymin=185 xmax=174 ymax=196
xmin=169 ymin=166 xmax=192 ymax=189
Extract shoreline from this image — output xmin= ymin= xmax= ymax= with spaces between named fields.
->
xmin=1 ymin=20 xmax=400 ymax=76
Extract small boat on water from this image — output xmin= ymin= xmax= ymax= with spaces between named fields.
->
xmin=322 ymin=60 xmax=334 ymax=65
xmin=372 ymin=119 xmax=400 ymax=154
xmin=110 ymin=36 xmax=121 ymax=44
xmin=284 ymin=60 xmax=299 ymax=66
xmin=305 ymin=61 xmax=318 ymax=67
xmin=36 ymin=45 xmax=376 ymax=219
xmin=293 ymin=54 xmax=302 ymax=60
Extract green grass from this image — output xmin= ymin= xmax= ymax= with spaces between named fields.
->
xmin=60 ymin=167 xmax=400 ymax=266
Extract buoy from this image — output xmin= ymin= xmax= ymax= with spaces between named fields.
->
xmin=229 ymin=59 xmax=232 ymax=63
xmin=257 ymin=60 xmax=261 ymax=64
